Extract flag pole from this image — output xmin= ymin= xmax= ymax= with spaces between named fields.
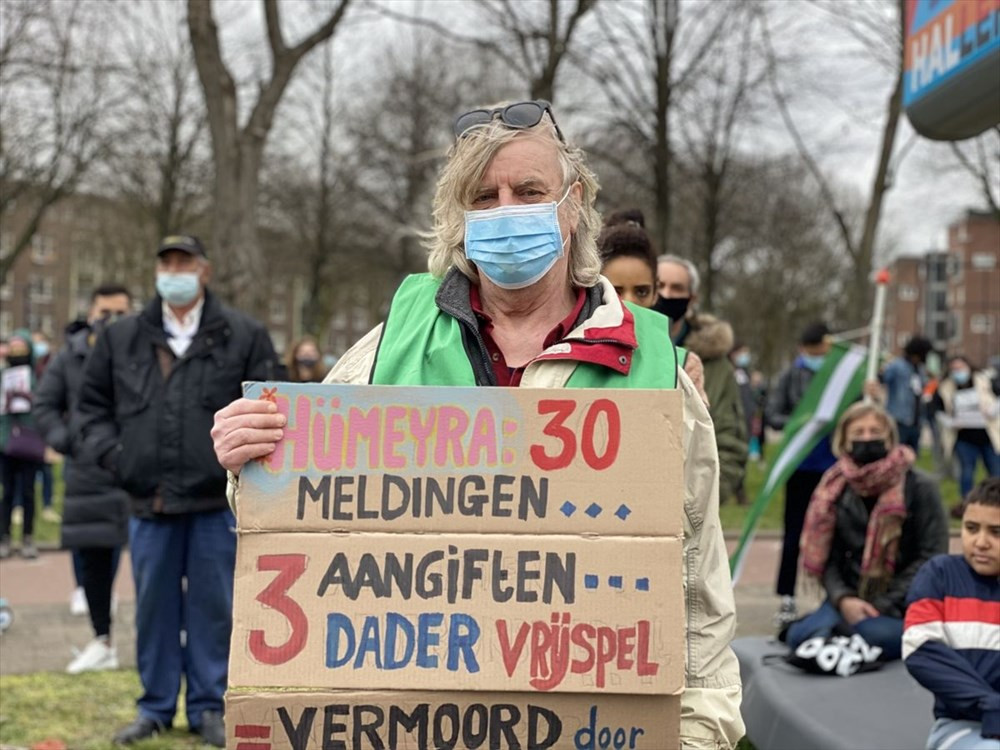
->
xmin=864 ymin=269 xmax=890 ymax=403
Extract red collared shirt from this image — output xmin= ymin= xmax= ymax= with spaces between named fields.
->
xmin=469 ymin=285 xmax=587 ymax=387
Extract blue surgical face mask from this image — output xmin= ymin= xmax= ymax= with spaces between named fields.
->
xmin=33 ymin=341 xmax=50 ymax=359
xmin=734 ymin=352 xmax=751 ymax=369
xmin=464 ymin=187 xmax=572 ymax=290
xmin=801 ymin=354 xmax=825 ymax=372
xmin=156 ymin=272 xmax=201 ymax=306
xmin=952 ymin=369 xmax=971 ymax=386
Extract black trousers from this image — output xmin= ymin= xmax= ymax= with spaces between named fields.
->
xmin=79 ymin=547 xmax=116 ymax=638
xmin=1 ymin=456 xmax=42 ymax=539
xmin=776 ymin=468 xmax=826 ymax=597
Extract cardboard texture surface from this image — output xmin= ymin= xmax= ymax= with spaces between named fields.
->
xmin=226 ymin=690 xmax=680 ymax=750
xmin=237 ymin=385 xmax=683 ymax=537
xmin=229 ymin=532 xmax=683 ymax=693
xmin=229 ymin=385 xmax=685 ymax=747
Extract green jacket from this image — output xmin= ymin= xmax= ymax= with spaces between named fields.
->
xmin=676 ymin=313 xmax=747 ymax=500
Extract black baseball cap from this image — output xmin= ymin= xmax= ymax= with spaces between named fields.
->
xmin=157 ymin=234 xmax=206 ymax=258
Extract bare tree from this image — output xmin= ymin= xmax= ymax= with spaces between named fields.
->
xmin=376 ymin=0 xmax=596 ymax=102
xmin=947 ymin=127 xmax=1000 ymax=220
xmin=100 ymin=1 xmax=210 ymax=246
xmin=715 ymin=159 xmax=855 ymax=374
xmin=186 ymin=0 xmax=351 ymax=310
xmin=673 ymin=4 xmax=767 ymax=309
xmin=581 ymin=0 xmax=736 ymax=254
xmin=757 ymin=0 xmax=905 ymax=326
xmin=0 ymin=0 xmax=119 ymax=282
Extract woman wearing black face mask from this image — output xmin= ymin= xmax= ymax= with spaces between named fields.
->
xmin=782 ymin=403 xmax=948 ymax=660
xmin=284 ymin=336 xmax=326 ymax=383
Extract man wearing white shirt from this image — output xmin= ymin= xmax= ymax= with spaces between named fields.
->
xmin=76 ymin=235 xmax=281 ymax=746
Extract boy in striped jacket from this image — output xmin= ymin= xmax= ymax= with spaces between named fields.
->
xmin=904 ymin=478 xmax=1000 ymax=750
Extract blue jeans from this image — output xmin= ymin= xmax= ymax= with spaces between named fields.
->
xmin=129 ymin=509 xmax=236 ymax=728
xmin=954 ymin=439 xmax=1000 ymax=499
xmin=786 ymin=599 xmax=903 ymax=661
xmin=927 ymin=718 xmax=1000 ymax=750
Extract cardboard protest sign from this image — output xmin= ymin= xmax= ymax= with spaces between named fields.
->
xmin=236 ymin=385 xmax=683 ymax=538
xmin=229 ymin=531 xmax=682 ymax=693
xmin=226 ymin=690 xmax=680 ymax=750
xmin=229 ymin=384 xmax=685 ymax=746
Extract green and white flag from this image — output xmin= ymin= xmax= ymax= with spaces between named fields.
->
xmin=729 ymin=342 xmax=869 ymax=586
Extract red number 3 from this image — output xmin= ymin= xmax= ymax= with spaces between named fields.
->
xmin=248 ymin=554 xmax=308 ymax=665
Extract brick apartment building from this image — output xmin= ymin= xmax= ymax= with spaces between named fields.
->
xmin=885 ymin=209 xmax=999 ymax=368
xmin=1 ymin=191 xmax=377 ymax=358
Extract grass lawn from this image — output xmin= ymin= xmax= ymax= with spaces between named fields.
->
xmin=0 ymin=670 xmax=202 ymax=749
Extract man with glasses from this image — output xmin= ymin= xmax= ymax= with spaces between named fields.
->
xmin=212 ymin=101 xmax=745 ymax=750
xmin=34 ymin=284 xmax=132 ymax=674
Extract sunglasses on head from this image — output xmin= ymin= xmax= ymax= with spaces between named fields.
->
xmin=453 ymin=100 xmax=565 ymax=143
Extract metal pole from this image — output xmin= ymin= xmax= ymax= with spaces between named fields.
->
xmin=865 ymin=269 xmax=891 ymax=403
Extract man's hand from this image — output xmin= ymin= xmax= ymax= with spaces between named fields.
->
xmin=838 ymin=596 xmax=880 ymax=625
xmin=212 ymin=398 xmax=286 ymax=476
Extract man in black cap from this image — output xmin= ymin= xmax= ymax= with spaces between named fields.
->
xmin=76 ymin=235 xmax=281 ymax=746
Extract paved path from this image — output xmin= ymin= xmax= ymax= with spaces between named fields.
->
xmin=0 ymin=533 xmax=961 ymax=676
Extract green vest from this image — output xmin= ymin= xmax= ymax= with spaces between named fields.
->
xmin=371 ymin=273 xmax=679 ymax=389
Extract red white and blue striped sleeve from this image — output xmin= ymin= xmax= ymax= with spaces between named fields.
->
xmin=903 ymin=556 xmax=1000 ymax=736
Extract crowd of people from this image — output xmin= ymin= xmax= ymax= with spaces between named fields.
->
xmin=0 ymin=98 xmax=997 ymax=749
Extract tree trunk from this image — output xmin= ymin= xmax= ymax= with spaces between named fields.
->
xmin=851 ymin=0 xmax=904 ymax=326
xmin=651 ymin=0 xmax=677 ymax=256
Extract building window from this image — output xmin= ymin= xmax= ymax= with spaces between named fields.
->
xmin=970 ymin=315 xmax=995 ymax=335
xmin=947 ymin=253 xmax=963 ymax=281
xmin=0 ymin=310 xmax=11 ymax=338
xmin=30 ymin=235 xmax=56 ymax=264
xmin=932 ymin=318 xmax=949 ymax=342
xmin=28 ymin=275 xmax=54 ymax=302
xmin=0 ymin=279 xmax=12 ymax=301
xmin=269 ymin=298 xmax=286 ymax=325
xmin=898 ymin=284 xmax=918 ymax=301
xmin=897 ymin=332 xmax=908 ymax=348
xmin=971 ymin=252 xmax=997 ymax=271
xmin=26 ymin=312 xmax=54 ymax=336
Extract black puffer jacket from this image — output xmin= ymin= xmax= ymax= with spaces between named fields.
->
xmin=822 ymin=468 xmax=948 ymax=619
xmin=34 ymin=325 xmax=130 ymax=548
xmin=76 ymin=290 xmax=281 ymax=517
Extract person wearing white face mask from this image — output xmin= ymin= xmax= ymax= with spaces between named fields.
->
xmin=933 ymin=355 xmax=1000 ymax=512
xmin=75 ymin=235 xmax=281 ymax=746
xmin=210 ymin=100 xmax=745 ymax=750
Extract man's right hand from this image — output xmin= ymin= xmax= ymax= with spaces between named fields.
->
xmin=212 ymin=398 xmax=286 ymax=476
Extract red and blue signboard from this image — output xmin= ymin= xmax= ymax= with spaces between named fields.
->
xmin=903 ymin=0 xmax=1000 ymax=140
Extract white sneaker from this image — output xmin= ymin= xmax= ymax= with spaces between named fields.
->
xmin=70 ymin=587 xmax=89 ymax=616
xmin=66 ymin=638 xmax=118 ymax=674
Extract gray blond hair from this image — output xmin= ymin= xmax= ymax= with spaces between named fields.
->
xmin=425 ymin=111 xmax=602 ymax=287
xmin=657 ymin=254 xmax=700 ymax=296
xmin=831 ymin=401 xmax=900 ymax=457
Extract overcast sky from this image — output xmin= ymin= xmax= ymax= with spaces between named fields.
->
xmin=159 ymin=0 xmax=1000 ymax=259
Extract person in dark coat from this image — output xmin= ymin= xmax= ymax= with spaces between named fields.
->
xmin=766 ymin=321 xmax=838 ymax=627
xmin=76 ymin=236 xmax=281 ymax=747
xmin=34 ymin=284 xmax=133 ymax=673
xmin=785 ymin=402 xmax=949 ymax=660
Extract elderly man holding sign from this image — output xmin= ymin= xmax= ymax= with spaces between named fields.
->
xmin=213 ymin=100 xmax=743 ymax=749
